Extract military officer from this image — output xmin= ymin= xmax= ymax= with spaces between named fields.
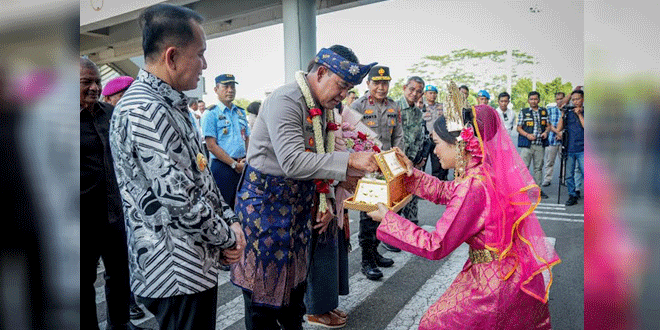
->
xmin=202 ymin=74 xmax=250 ymax=215
xmin=395 ymin=76 xmax=426 ymax=234
xmin=349 ymin=65 xmax=404 ymax=281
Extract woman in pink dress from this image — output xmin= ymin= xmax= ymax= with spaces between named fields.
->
xmin=367 ymin=95 xmax=560 ymax=329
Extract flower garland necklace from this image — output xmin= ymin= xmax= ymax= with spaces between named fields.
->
xmin=295 ymin=71 xmax=336 ymax=214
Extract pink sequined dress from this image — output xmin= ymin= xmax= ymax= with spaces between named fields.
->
xmin=376 ymin=105 xmax=560 ymax=329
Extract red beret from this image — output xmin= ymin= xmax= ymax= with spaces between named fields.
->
xmin=102 ymin=76 xmax=134 ymax=96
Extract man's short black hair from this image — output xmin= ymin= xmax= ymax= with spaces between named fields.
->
xmin=571 ymin=89 xmax=584 ymax=97
xmin=459 ymin=85 xmax=469 ymax=92
xmin=528 ymin=91 xmax=540 ymax=99
xmin=498 ymin=92 xmax=510 ymax=100
xmin=139 ymin=3 xmax=204 ymax=62
xmin=188 ymin=98 xmax=198 ymax=107
xmin=246 ymin=101 xmax=261 ymax=115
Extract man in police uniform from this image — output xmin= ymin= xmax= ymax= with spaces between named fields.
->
xmin=349 ymin=65 xmax=404 ymax=280
xmin=202 ymin=74 xmax=250 ymax=214
xmin=422 ymin=85 xmax=448 ymax=181
xmin=517 ymin=91 xmax=550 ymax=199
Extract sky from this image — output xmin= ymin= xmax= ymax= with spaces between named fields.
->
xmin=200 ymin=0 xmax=584 ymax=104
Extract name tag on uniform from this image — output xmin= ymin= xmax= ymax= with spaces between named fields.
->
xmin=526 ymin=122 xmax=534 ymax=127
xmin=218 ymin=115 xmax=226 ymax=120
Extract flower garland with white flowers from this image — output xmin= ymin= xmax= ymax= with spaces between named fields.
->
xmin=294 ymin=70 xmax=336 ymax=214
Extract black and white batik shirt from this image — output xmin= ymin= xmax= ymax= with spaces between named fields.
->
xmin=110 ymin=69 xmax=237 ymax=298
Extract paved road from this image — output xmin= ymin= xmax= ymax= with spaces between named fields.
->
xmin=95 ymin=154 xmax=584 ymax=329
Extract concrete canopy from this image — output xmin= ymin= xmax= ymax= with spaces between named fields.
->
xmin=80 ymin=0 xmax=383 ymax=71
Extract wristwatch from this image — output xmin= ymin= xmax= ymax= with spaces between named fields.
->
xmin=231 ymin=161 xmax=238 ymax=169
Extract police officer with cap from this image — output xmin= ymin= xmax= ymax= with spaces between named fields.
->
xmin=348 ymin=65 xmax=404 ymax=280
xmin=202 ymin=74 xmax=250 ymax=230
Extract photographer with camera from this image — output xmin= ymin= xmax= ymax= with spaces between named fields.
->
xmin=557 ymin=89 xmax=585 ymax=206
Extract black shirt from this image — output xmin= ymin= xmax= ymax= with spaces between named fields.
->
xmin=80 ymin=101 xmax=123 ymax=224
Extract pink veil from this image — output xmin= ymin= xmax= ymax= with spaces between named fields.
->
xmin=470 ymin=104 xmax=561 ymax=303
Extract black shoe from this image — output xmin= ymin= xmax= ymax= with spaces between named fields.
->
xmin=375 ymin=251 xmax=394 ymax=268
xmin=565 ymin=195 xmax=578 ymax=206
xmin=382 ymin=243 xmax=401 ymax=252
xmin=361 ymin=263 xmax=383 ymax=280
xmin=129 ymin=304 xmax=145 ymax=320
xmin=220 ymin=264 xmax=230 ymax=271
xmin=540 ymin=190 xmax=549 ymax=199
xmin=575 ymin=191 xmax=581 ymax=200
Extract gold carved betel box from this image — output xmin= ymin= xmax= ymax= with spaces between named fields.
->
xmin=344 ymin=149 xmax=413 ymax=212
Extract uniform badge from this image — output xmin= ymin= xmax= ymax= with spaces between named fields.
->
xmin=223 ymin=128 xmax=229 ymax=134
xmin=365 ymin=109 xmax=374 ymax=114
xmin=196 ymin=153 xmax=208 ymax=171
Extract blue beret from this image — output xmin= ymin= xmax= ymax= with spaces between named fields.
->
xmin=314 ymin=48 xmax=377 ymax=85
xmin=424 ymin=85 xmax=438 ymax=92
xmin=477 ymin=90 xmax=490 ymax=99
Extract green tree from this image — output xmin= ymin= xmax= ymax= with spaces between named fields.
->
xmin=536 ymin=77 xmax=573 ymax=107
xmin=234 ymin=98 xmax=253 ymax=111
xmin=408 ymin=49 xmax=538 ymax=96
xmin=387 ymin=78 xmax=405 ymax=101
xmin=509 ymin=77 xmax=573 ymax=112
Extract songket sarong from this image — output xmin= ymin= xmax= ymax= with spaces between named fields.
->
xmin=231 ymin=164 xmax=315 ymax=308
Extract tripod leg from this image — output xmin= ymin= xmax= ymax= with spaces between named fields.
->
xmin=557 ymin=152 xmax=564 ymax=204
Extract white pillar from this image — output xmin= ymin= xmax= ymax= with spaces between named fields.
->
xmin=507 ymin=49 xmax=512 ymax=95
xmin=282 ymin=0 xmax=317 ymax=83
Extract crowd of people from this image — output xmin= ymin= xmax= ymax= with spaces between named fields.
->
xmin=82 ymin=3 xmax=582 ymax=330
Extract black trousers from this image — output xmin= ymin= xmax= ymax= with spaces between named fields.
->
xmin=137 ymin=286 xmax=217 ymax=330
xmin=211 ymin=159 xmax=241 ymax=208
xmin=242 ymin=283 xmax=307 ymax=330
xmin=82 ymin=218 xmax=130 ymax=329
xmin=358 ymin=211 xmax=380 ymax=250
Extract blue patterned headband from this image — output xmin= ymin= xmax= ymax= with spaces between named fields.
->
xmin=314 ymin=48 xmax=377 ymax=85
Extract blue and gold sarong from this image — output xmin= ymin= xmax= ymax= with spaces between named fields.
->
xmin=230 ymin=164 xmax=315 ymax=308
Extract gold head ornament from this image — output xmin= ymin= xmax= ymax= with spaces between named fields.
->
xmin=444 ymin=81 xmax=470 ymax=137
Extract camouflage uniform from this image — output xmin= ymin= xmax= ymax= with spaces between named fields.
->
xmin=397 ymin=96 xmax=425 ymax=222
